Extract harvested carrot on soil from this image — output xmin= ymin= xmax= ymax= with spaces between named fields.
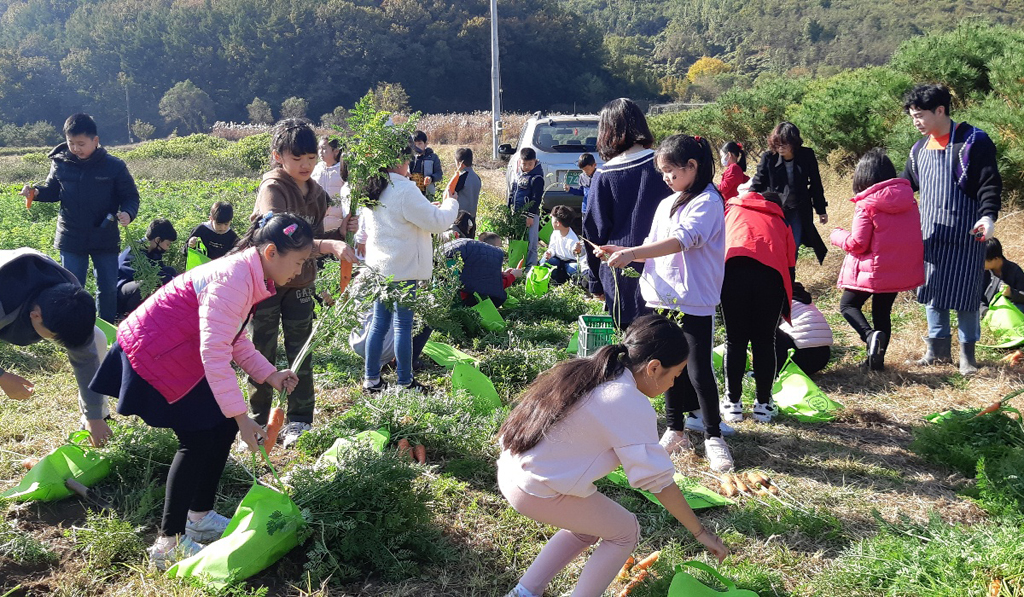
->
xmin=977 ymin=401 xmax=1003 ymax=417
xmin=616 ymin=556 xmax=634 ymax=581
xmin=631 ymin=551 xmax=659 ymax=573
xmin=264 ymin=407 xmax=285 ymax=454
xmin=720 ymin=474 xmax=738 ymax=497
xmin=21 ymin=458 xmax=38 ymax=470
xmin=1000 ymin=350 xmax=1022 ymax=365
xmin=617 ymin=569 xmax=649 ymax=597
xmin=396 ymin=438 xmax=413 ymax=460
xmin=733 ymin=474 xmax=750 ymax=495
xmin=413 ymin=444 xmax=427 ymax=464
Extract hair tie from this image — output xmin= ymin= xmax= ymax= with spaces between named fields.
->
xmin=694 ymin=136 xmax=703 ymax=142
xmin=258 ymin=212 xmax=274 ymax=229
xmin=737 ymin=142 xmax=743 ymax=149
xmin=283 ymin=223 xmax=298 ymax=237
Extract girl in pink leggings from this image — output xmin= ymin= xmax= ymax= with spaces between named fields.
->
xmin=497 ymin=314 xmax=728 ymax=597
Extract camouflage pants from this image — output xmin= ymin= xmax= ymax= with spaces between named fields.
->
xmin=248 ymin=285 xmax=316 ymax=425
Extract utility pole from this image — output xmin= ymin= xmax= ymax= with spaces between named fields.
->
xmin=490 ymin=0 xmax=502 ymax=159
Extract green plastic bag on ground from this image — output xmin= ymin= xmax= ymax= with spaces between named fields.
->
xmin=422 ymin=341 xmax=479 ymax=369
xmin=567 ymin=330 xmax=579 ymax=354
xmin=668 ymin=561 xmax=759 ymax=596
xmin=605 ymin=468 xmax=733 ymax=511
xmin=470 ymin=292 xmax=506 ymax=332
xmin=2 ymin=431 xmax=110 ymax=502
xmin=452 ymin=363 xmax=502 ymax=415
xmin=318 ymin=428 xmax=390 ymax=466
xmin=185 ymin=240 xmax=212 ymax=272
xmin=539 ymin=218 xmax=553 ymax=245
xmin=525 ymin=264 xmax=553 ymax=296
xmin=772 ymin=350 xmax=843 ymax=422
xmin=501 ymin=295 xmax=520 ymax=309
xmin=95 ymin=317 xmax=118 ymax=347
xmin=167 ymin=449 xmax=305 ymax=588
xmin=508 ymin=239 xmax=529 ymax=268
xmin=981 ymin=294 xmax=1024 ymax=348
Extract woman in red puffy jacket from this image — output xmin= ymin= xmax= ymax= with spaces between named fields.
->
xmin=830 ymin=149 xmax=925 ymax=371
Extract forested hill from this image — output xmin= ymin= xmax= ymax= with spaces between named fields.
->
xmin=0 ymin=0 xmax=1021 ymax=144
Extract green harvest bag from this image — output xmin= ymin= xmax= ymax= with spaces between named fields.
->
xmin=318 ymin=428 xmax=390 ymax=466
xmin=452 ymin=363 xmax=502 ymax=415
xmin=567 ymin=330 xmax=579 ymax=354
xmin=605 ymin=468 xmax=733 ymax=511
xmin=508 ymin=239 xmax=529 ymax=268
xmin=668 ymin=561 xmax=759 ymax=597
xmin=772 ymin=350 xmax=843 ymax=422
xmin=525 ymin=264 xmax=553 ymax=296
xmin=2 ymin=431 xmax=110 ymax=502
xmin=501 ymin=295 xmax=520 ymax=310
xmin=185 ymin=240 xmax=212 ymax=272
xmin=95 ymin=317 xmax=118 ymax=347
xmin=712 ymin=344 xmax=725 ymax=372
xmin=538 ymin=218 xmax=554 ymax=245
xmin=167 ymin=449 xmax=304 ymax=588
xmin=981 ymin=294 xmax=1024 ymax=348
xmin=470 ymin=292 xmax=506 ymax=333
xmin=422 ymin=341 xmax=479 ymax=369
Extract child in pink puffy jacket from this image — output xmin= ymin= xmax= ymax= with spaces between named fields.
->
xmin=89 ymin=213 xmax=311 ymax=569
xmin=830 ymin=149 xmax=924 ymax=371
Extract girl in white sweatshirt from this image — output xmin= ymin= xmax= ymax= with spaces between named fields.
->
xmin=497 ymin=314 xmax=728 ymax=597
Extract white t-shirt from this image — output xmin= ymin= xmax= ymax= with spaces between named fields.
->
xmin=545 ymin=228 xmax=580 ymax=261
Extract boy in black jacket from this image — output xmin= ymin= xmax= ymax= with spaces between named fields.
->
xmin=983 ymin=237 xmax=1024 ymax=312
xmin=117 ymin=218 xmax=179 ymax=319
xmin=410 ymin=130 xmax=443 ymax=198
xmin=20 ymin=114 xmax=140 ymax=323
xmin=507 ymin=147 xmax=545 ymax=266
xmin=186 ymin=201 xmax=239 ymax=259
xmin=0 ymin=249 xmax=112 ymax=446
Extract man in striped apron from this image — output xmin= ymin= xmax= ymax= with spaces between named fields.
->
xmin=901 ymin=84 xmax=1002 ymax=376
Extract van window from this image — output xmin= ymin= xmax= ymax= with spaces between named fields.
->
xmin=532 ymin=121 xmax=599 ymax=153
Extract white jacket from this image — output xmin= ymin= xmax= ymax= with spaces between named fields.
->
xmin=779 ymin=300 xmax=834 ymax=348
xmin=365 ymin=172 xmax=458 ymax=281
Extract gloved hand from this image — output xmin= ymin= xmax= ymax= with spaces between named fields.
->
xmin=971 ymin=216 xmax=995 ymax=242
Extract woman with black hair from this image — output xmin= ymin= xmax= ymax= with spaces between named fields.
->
xmin=719 ymin=141 xmax=749 ymax=200
xmin=749 ymin=122 xmax=829 ymax=263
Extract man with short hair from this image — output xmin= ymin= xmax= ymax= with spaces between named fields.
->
xmin=410 ymin=130 xmax=443 ymax=198
xmin=901 ymin=83 xmax=1002 ymax=375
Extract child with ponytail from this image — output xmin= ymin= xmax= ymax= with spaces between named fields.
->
xmin=89 ymin=213 xmax=312 ymax=569
xmin=498 ymin=314 xmax=728 ymax=597
xmin=719 ymin=141 xmax=749 ymax=200
xmin=600 ymin=134 xmax=734 ymax=473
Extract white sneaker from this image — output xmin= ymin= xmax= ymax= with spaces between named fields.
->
xmin=281 ymin=421 xmax=312 ymax=448
xmin=752 ymin=400 xmax=779 ymax=423
xmin=684 ymin=412 xmax=737 ymax=436
xmin=721 ymin=400 xmax=744 ymax=423
xmin=147 ymin=535 xmax=204 ymax=571
xmin=504 ymin=584 xmax=539 ymax=597
xmin=659 ymin=429 xmax=693 ymax=455
xmin=704 ymin=437 xmax=735 ymax=473
xmin=185 ymin=510 xmax=231 ymax=543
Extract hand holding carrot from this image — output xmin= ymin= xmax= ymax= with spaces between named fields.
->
xmin=19 ymin=185 xmax=35 ymax=209
xmin=235 ymin=414 xmax=267 ymax=452
xmin=695 ymin=527 xmax=729 ymax=563
xmin=266 ymin=369 xmax=299 ymax=394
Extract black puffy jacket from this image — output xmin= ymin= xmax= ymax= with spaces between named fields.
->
xmin=33 ymin=143 xmax=140 ymax=253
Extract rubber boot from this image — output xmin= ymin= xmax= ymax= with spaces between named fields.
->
xmin=867 ymin=331 xmax=888 ymax=371
xmin=913 ymin=337 xmax=952 ymax=366
xmin=959 ymin=342 xmax=979 ymax=376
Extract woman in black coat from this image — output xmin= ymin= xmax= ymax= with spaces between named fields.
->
xmin=749 ymin=122 xmax=828 ymax=263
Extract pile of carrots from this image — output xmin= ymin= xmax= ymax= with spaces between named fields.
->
xmin=396 ymin=438 xmax=428 ymax=464
xmin=616 ymin=551 xmax=659 ymax=596
xmin=1000 ymin=350 xmax=1022 ymax=366
xmin=718 ymin=471 xmax=779 ymax=498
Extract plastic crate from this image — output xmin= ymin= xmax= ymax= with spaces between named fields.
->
xmin=578 ymin=314 xmax=615 ymax=357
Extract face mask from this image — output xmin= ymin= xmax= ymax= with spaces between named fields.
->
xmin=413 ymin=146 xmax=424 ymax=154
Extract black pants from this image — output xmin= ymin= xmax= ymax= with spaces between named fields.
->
xmin=249 ymin=285 xmax=316 ymax=425
xmin=840 ymin=290 xmax=897 ymax=342
xmin=162 ymin=417 xmax=238 ymax=536
xmin=721 ymin=258 xmax=786 ymax=405
xmin=663 ymin=313 xmax=721 ymax=439
xmin=775 ymin=330 xmax=831 ymax=376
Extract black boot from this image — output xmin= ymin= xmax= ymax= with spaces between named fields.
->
xmin=867 ymin=331 xmax=888 ymax=371
xmin=959 ymin=342 xmax=979 ymax=376
xmin=913 ymin=337 xmax=952 ymax=366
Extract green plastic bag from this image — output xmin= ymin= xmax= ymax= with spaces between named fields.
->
xmin=981 ymin=294 xmax=1024 ymax=348
xmin=668 ymin=561 xmax=759 ymax=597
xmin=167 ymin=448 xmax=304 ymax=588
xmin=185 ymin=240 xmax=212 ymax=272
xmin=508 ymin=239 xmax=529 ymax=268
xmin=604 ymin=468 xmax=733 ymax=511
xmin=470 ymin=292 xmax=506 ymax=332
xmin=539 ymin=218 xmax=554 ymax=245
xmin=525 ymin=264 xmax=553 ymax=296
xmin=422 ymin=341 xmax=479 ymax=369
xmin=318 ymin=428 xmax=390 ymax=466
xmin=772 ymin=350 xmax=843 ymax=422
xmin=712 ymin=344 xmax=725 ymax=372
xmin=95 ymin=317 xmax=118 ymax=347
xmin=501 ymin=295 xmax=520 ymax=309
xmin=567 ymin=330 xmax=579 ymax=354
xmin=2 ymin=431 xmax=110 ymax=502
xmin=452 ymin=363 xmax=502 ymax=415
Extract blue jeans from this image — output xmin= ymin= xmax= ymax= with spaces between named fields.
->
xmin=926 ymin=306 xmax=981 ymax=343
xmin=61 ymin=251 xmax=119 ymax=323
xmin=526 ymin=214 xmax=541 ymax=267
xmin=545 ymin=256 xmax=578 ymax=284
xmin=784 ymin=210 xmax=803 ymax=258
xmin=365 ymin=284 xmax=416 ymax=386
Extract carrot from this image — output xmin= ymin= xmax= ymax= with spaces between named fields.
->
xmin=746 ymin=471 xmax=763 ymax=488
xmin=396 ymin=438 xmax=413 ymax=460
xmin=1000 ymin=350 xmax=1021 ymax=363
xmin=989 ymin=578 xmax=1001 ymax=597
xmin=264 ymin=407 xmax=285 ymax=454
xmin=631 ymin=551 xmax=659 ymax=573
xmin=617 ymin=569 xmax=649 ymax=597
xmin=733 ymin=474 xmax=750 ymax=495
xmin=413 ymin=444 xmax=427 ymax=464
xmin=615 ymin=556 xmax=634 ymax=581
xmin=338 ymin=260 xmax=353 ymax=295
xmin=447 ymin=169 xmax=463 ymax=196
xmin=720 ymin=475 xmax=738 ymax=497
xmin=756 ymin=471 xmax=773 ymax=487
xmin=767 ymin=483 xmax=780 ymax=495
xmin=516 ymin=257 xmax=525 ymax=269
xmin=977 ymin=401 xmax=1003 ymax=417
xmin=21 ymin=458 xmax=38 ymax=470
xmin=25 ymin=187 xmax=34 ymax=210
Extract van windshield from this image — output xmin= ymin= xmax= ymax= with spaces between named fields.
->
xmin=531 ymin=121 xmax=599 ymax=153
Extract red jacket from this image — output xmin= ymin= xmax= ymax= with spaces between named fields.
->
xmin=719 ymin=163 xmax=749 ymax=201
xmin=724 ymin=193 xmax=797 ymax=318
xmin=830 ymin=178 xmax=924 ymax=293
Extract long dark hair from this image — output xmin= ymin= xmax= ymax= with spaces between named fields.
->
xmin=596 ymin=98 xmax=655 ymax=161
xmin=365 ymin=140 xmax=414 ymax=207
xmin=721 ymin=141 xmax=747 ymax=171
xmin=499 ymin=314 xmax=688 ymax=455
xmin=235 ymin=212 xmax=314 ymax=255
xmin=656 ymin=134 xmax=717 ymax=216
